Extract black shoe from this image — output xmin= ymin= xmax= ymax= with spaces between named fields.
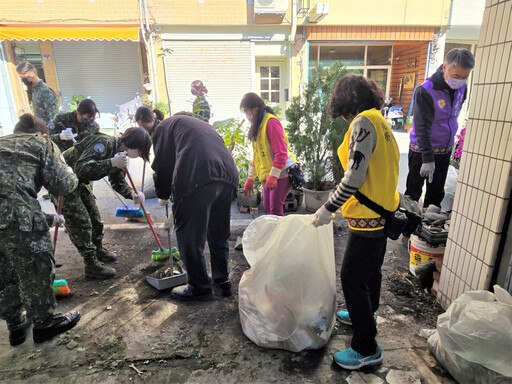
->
xmin=170 ymin=285 xmax=212 ymax=302
xmin=96 ymin=248 xmax=117 ymax=263
xmin=214 ymin=280 xmax=233 ymax=297
xmin=8 ymin=319 xmax=32 ymax=346
xmin=33 ymin=311 xmax=81 ymax=343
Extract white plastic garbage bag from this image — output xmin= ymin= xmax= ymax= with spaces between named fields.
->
xmin=428 ymin=285 xmax=512 ymax=383
xmin=239 ymin=215 xmax=336 ymax=352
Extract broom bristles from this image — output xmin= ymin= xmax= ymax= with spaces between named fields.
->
xmin=115 ymin=205 xmax=144 ymax=218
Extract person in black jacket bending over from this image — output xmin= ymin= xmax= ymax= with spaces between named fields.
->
xmin=152 ymin=114 xmax=239 ymax=301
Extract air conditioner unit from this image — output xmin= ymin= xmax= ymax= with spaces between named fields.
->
xmin=254 ymin=0 xmax=289 ymax=15
xmin=309 ymin=2 xmax=329 ymax=23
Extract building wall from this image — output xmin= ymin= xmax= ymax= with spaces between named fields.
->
xmin=437 ymin=0 xmax=512 ymax=308
xmin=148 ymin=0 xmax=291 ymax=26
xmin=310 ymin=0 xmax=451 ymax=27
xmin=0 ymin=0 xmax=139 ymax=22
xmin=389 ymin=42 xmax=429 ymax=118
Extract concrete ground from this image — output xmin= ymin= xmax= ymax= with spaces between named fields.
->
xmin=0 ymin=129 xmax=458 ymax=383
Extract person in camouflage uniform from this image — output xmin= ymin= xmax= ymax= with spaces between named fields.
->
xmin=191 ymin=80 xmax=211 ymax=123
xmin=0 ymin=114 xmax=80 ymax=346
xmin=57 ymin=127 xmax=151 ymax=279
xmin=50 ymin=98 xmax=101 ymax=152
xmin=16 ymin=61 xmax=58 ymax=125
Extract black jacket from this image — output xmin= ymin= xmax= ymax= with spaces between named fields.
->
xmin=151 ymin=115 xmax=239 ymax=201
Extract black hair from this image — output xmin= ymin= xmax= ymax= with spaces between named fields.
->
xmin=76 ymin=99 xmax=100 ymax=118
xmin=120 ymin=127 xmax=152 ymax=162
xmin=327 ymin=74 xmax=385 ymax=120
xmin=14 ymin=113 xmax=49 ymax=135
xmin=135 ymin=106 xmax=164 ymax=123
xmin=240 ymin=92 xmax=276 ymax=141
xmin=15 ymin=61 xmax=37 ymax=75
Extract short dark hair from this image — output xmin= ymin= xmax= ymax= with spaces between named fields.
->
xmin=15 ymin=61 xmax=37 ymax=75
xmin=444 ymin=48 xmax=475 ymax=70
xmin=135 ymin=106 xmax=164 ymax=124
xmin=120 ymin=127 xmax=152 ymax=162
xmin=14 ymin=113 xmax=49 ymax=135
xmin=327 ymin=74 xmax=385 ymax=120
xmin=77 ymin=99 xmax=100 ymax=118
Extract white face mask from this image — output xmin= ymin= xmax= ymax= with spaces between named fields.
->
xmin=447 ymin=77 xmax=467 ymax=90
xmin=245 ymin=112 xmax=253 ymax=123
xmin=126 ymin=148 xmax=139 ymax=159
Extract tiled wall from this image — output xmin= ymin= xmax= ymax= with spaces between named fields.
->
xmin=437 ymin=0 xmax=512 ymax=309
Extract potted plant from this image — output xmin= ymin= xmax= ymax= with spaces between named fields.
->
xmin=286 ymin=62 xmax=349 ymax=211
xmin=213 ymin=118 xmax=262 ymax=210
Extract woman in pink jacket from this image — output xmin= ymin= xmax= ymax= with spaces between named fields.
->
xmin=241 ymin=93 xmax=296 ymax=216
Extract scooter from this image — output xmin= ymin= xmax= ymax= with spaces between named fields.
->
xmin=388 ymin=105 xmax=404 ymax=130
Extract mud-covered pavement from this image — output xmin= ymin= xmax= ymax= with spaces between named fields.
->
xmin=0 ymin=181 xmax=457 ymax=384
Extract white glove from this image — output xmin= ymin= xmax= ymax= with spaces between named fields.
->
xmin=164 ymin=215 xmax=174 ymax=230
xmin=111 ymin=152 xmax=128 ymax=169
xmin=59 ymin=128 xmax=77 ymax=142
xmin=158 ymin=199 xmax=170 ymax=206
xmin=51 ymin=214 xmax=65 ymax=228
xmin=312 ymin=206 xmax=334 ymax=228
xmin=132 ymin=191 xmax=145 ymax=205
xmin=420 ymin=162 xmax=435 ymax=183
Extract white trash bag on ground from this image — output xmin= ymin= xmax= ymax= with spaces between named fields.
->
xmin=239 ymin=215 xmax=336 ymax=352
xmin=428 ymin=285 xmax=512 ymax=383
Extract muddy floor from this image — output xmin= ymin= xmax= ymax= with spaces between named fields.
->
xmin=0 ymin=194 xmax=456 ymax=384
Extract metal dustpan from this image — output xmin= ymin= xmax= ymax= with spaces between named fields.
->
xmin=146 ymin=267 xmax=188 ymax=291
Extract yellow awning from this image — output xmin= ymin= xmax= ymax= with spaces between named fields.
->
xmin=0 ymin=25 xmax=139 ymax=41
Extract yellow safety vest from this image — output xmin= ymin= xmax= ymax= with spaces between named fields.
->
xmin=339 ymin=108 xmax=400 ymax=228
xmin=252 ymin=113 xmax=296 ymax=181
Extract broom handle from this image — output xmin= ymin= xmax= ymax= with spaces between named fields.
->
xmin=165 ymin=204 xmax=173 ymax=271
xmin=53 ymin=196 xmax=63 ymax=256
xmin=141 ymin=162 xmax=146 ymax=193
xmin=124 ymin=167 xmax=164 ymax=250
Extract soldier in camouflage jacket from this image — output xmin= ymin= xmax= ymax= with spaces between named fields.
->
xmin=16 ymin=61 xmax=58 ymax=125
xmin=55 ymin=127 xmax=151 ymax=279
xmin=50 ymin=99 xmax=101 ymax=152
xmin=0 ymin=114 xmax=80 ymax=346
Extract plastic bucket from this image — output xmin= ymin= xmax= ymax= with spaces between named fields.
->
xmin=409 ymin=234 xmax=445 ymax=277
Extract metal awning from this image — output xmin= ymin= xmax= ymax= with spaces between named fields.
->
xmin=0 ymin=25 xmax=139 ymax=41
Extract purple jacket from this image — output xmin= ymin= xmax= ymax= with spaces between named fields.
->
xmin=410 ymin=65 xmax=466 ymax=162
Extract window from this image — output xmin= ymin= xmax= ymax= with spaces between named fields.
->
xmin=308 ymin=45 xmax=393 ymax=95
xmin=260 ymin=65 xmax=280 ymax=103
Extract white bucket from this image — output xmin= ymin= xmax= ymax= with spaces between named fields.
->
xmin=409 ymin=234 xmax=445 ymax=277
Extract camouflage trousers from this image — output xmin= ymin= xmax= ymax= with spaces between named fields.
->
xmin=51 ymin=183 xmax=104 ymax=260
xmin=0 ymin=225 xmax=56 ymax=327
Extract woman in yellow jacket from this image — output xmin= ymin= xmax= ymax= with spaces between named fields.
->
xmin=313 ymin=75 xmax=400 ymax=370
xmin=241 ymin=93 xmax=296 ymax=216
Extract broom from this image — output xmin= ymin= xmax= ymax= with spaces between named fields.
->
xmin=124 ymin=167 xmax=170 ymax=261
xmin=53 ymin=196 xmax=64 ymax=256
xmin=102 ymin=178 xmax=144 ymax=218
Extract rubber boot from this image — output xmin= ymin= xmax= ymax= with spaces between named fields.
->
xmin=96 ymin=247 xmax=117 ymax=263
xmin=84 ymin=255 xmax=116 ymax=280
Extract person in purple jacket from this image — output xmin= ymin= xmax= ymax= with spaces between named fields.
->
xmin=405 ymin=48 xmax=474 ymax=209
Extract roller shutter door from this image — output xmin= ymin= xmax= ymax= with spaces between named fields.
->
xmin=52 ymin=41 xmax=143 ymax=116
xmin=162 ymin=40 xmax=252 ymax=123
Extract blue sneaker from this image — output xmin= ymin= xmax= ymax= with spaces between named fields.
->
xmin=336 ymin=311 xmax=378 ymax=328
xmin=333 ymin=345 xmax=383 ymax=370
xmin=336 ymin=311 xmax=353 ymax=325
